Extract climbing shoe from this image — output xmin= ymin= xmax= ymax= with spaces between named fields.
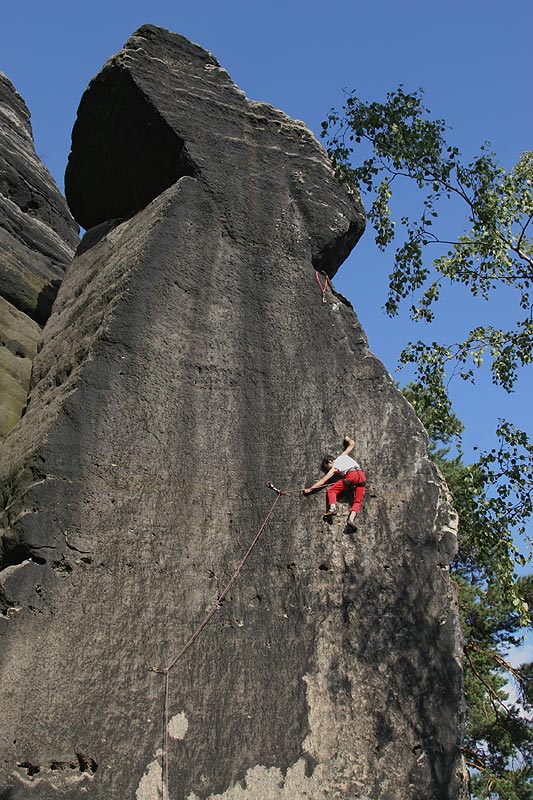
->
xmin=347 ymin=512 xmax=357 ymax=530
xmin=323 ymin=505 xmax=337 ymax=518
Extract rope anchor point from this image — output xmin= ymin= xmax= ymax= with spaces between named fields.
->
xmin=266 ymin=481 xmax=283 ymax=495
xmin=315 ymin=270 xmax=329 ymax=303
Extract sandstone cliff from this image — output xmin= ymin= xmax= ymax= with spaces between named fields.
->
xmin=0 ymin=72 xmax=79 ymax=440
xmin=0 ymin=26 xmax=466 ymax=799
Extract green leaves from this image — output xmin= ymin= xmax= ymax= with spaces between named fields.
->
xmin=322 ymin=88 xmax=533 ymax=393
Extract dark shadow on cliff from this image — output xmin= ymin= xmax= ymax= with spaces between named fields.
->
xmin=342 ymin=541 xmax=463 ymax=799
xmin=34 ymin=278 xmax=61 ymax=325
xmin=65 ymin=66 xmax=197 ymax=230
xmin=75 ymin=219 xmax=125 ymax=256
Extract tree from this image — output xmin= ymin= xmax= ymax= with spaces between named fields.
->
xmin=321 ymin=89 xmax=533 ymax=378
xmin=403 ymin=384 xmax=533 ymax=800
xmin=321 ymin=87 xmax=533 ymax=594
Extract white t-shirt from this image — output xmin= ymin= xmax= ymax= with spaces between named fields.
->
xmin=332 ymin=454 xmax=361 ymax=475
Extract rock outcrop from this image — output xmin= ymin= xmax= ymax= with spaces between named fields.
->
xmin=0 ymin=26 xmax=466 ymax=799
xmin=0 ymin=72 xmax=79 ymax=439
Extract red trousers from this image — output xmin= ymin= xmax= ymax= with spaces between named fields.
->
xmin=326 ymin=469 xmax=366 ymax=514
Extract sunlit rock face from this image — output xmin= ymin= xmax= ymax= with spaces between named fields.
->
xmin=0 ymin=25 xmax=466 ymax=800
xmin=0 ymin=72 xmax=79 ymax=439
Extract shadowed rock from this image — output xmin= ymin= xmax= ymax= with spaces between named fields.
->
xmin=0 ymin=72 xmax=79 ymax=439
xmin=0 ymin=296 xmax=40 ymax=438
xmin=0 ymin=72 xmax=79 ymax=321
xmin=0 ymin=26 xmax=466 ymax=800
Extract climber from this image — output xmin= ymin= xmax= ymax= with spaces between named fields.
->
xmin=303 ymin=436 xmax=366 ymax=529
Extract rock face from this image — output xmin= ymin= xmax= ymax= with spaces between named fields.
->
xmin=0 ymin=72 xmax=79 ymax=439
xmin=0 ymin=26 xmax=466 ymax=800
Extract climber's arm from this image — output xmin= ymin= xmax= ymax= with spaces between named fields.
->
xmin=341 ymin=436 xmax=355 ymax=456
xmin=303 ymin=467 xmax=337 ymax=495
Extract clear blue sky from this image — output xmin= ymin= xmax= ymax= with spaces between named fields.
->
xmin=2 ymin=1 xmax=532 ymax=553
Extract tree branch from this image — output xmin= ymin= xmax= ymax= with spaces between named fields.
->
xmin=467 ymin=642 xmax=528 ymax=689
xmin=516 ymin=212 xmax=533 ymax=254
xmin=464 ymin=645 xmax=510 ymax=717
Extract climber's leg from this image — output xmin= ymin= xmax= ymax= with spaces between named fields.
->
xmin=350 ymin=483 xmax=366 ymax=515
xmin=326 ymin=477 xmax=345 ymax=506
xmin=325 ymin=477 xmax=345 ymax=516
xmin=345 ymin=470 xmax=366 ymax=528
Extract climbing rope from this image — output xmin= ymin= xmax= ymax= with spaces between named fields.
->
xmin=150 ymin=482 xmax=285 ymax=800
xmin=315 ymin=270 xmax=329 ymax=303
xmin=148 ymin=477 xmax=342 ymax=797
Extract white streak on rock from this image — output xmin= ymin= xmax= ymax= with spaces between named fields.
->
xmin=135 ymin=749 xmax=163 ymax=800
xmin=168 ymin=711 xmax=189 ymax=740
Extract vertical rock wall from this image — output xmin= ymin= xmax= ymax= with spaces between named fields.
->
xmin=0 ymin=72 xmax=79 ymax=439
xmin=0 ymin=26 xmax=466 ymax=800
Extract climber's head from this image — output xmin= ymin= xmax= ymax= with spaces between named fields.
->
xmin=321 ymin=455 xmax=334 ymax=473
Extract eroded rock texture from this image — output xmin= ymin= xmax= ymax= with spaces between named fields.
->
xmin=0 ymin=72 xmax=79 ymax=439
xmin=0 ymin=26 xmax=466 ymax=799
